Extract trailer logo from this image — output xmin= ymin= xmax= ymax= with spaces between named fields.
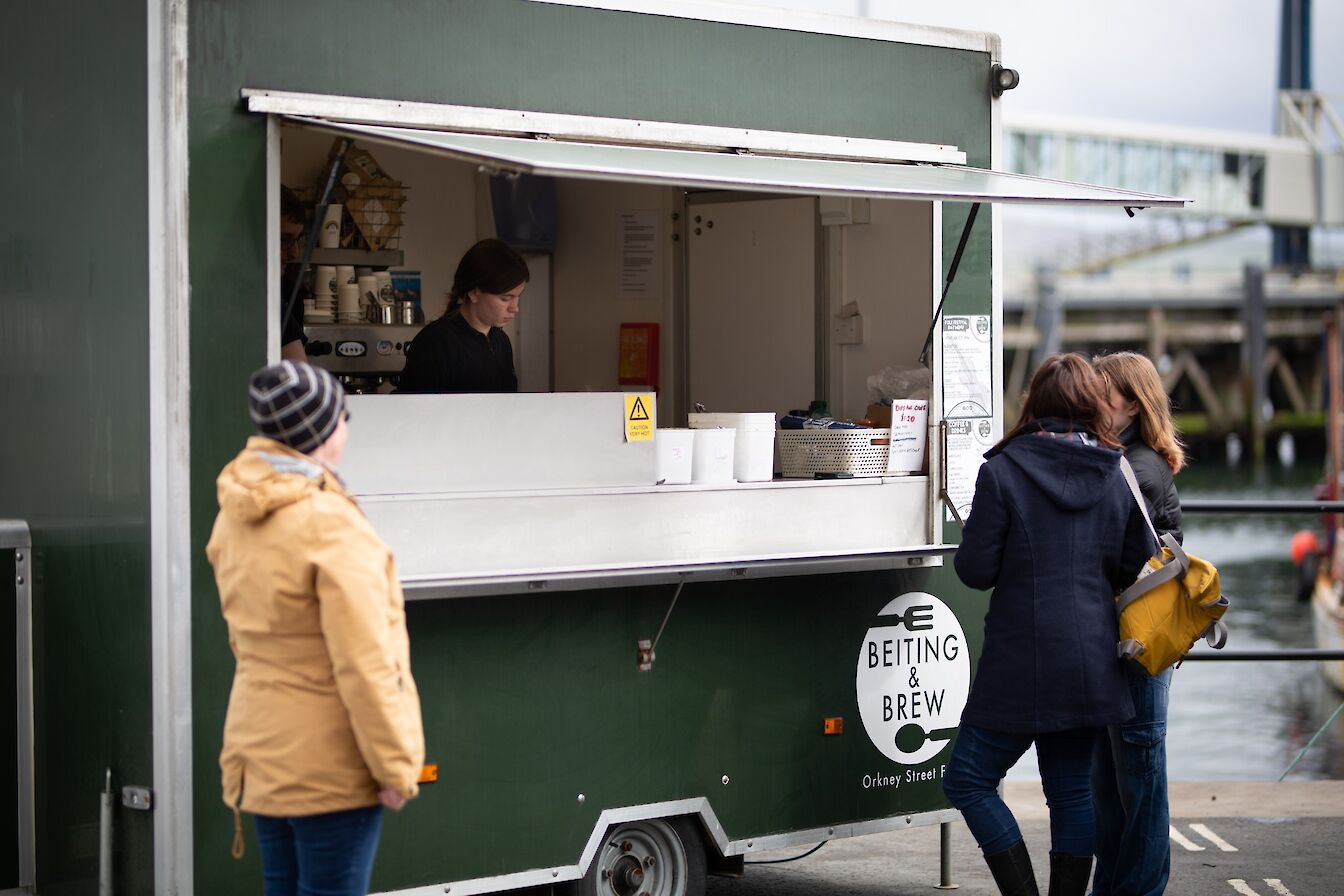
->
xmin=856 ymin=592 xmax=970 ymax=765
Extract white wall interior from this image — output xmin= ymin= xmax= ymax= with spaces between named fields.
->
xmin=551 ymin=179 xmax=675 ymax=416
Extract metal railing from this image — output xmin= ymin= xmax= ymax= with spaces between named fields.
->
xmin=1 ymin=520 xmax=33 ymax=896
xmin=1182 ymin=499 xmax=1344 ymax=514
xmin=1177 ymin=499 xmax=1344 ymax=780
xmin=1180 ymin=496 xmax=1343 ymax=663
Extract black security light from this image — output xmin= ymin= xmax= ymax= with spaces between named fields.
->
xmin=991 ymin=64 xmax=1020 ymax=97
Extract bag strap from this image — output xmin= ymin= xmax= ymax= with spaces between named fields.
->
xmin=1202 ymin=617 xmax=1229 ymax=649
xmin=1118 ymin=455 xmax=1161 ymax=550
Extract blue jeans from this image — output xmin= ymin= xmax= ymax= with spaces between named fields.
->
xmin=1090 ymin=664 xmax=1172 ymax=896
xmin=943 ymin=722 xmax=1098 ymax=857
xmin=255 ymin=805 xmax=384 ymax=896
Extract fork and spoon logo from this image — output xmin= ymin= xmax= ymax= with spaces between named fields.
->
xmin=856 ymin=592 xmax=971 ymax=765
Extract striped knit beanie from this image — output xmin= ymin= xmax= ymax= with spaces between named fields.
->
xmin=247 ymin=361 xmax=345 ymax=454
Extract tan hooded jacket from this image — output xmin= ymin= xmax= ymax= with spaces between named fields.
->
xmin=206 ymin=436 xmax=424 ymax=825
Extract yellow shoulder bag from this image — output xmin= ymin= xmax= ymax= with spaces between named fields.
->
xmin=1116 ymin=457 xmax=1229 ymax=676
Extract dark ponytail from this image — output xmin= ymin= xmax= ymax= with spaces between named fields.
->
xmin=445 ymin=239 xmax=530 ymax=316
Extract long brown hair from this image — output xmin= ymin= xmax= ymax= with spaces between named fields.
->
xmin=997 ymin=353 xmax=1120 ymax=451
xmin=1094 ymin=351 xmax=1186 ymax=473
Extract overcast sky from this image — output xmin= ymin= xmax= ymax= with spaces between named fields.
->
xmin=741 ymin=0 xmax=1344 ymax=135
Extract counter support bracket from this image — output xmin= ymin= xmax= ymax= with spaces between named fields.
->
xmin=637 ymin=576 xmax=687 ymax=672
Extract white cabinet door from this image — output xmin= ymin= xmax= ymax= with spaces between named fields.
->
xmin=687 ymin=196 xmax=816 ymax=416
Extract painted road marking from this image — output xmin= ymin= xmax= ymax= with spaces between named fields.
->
xmin=1227 ymin=881 xmax=1299 ymax=896
xmin=1190 ymin=823 xmax=1239 ymax=851
xmin=1169 ymin=825 xmax=1205 ymax=851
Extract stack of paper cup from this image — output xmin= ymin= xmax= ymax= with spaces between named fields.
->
xmin=318 ymin=204 xmax=342 ymax=248
xmin=374 ymin=271 xmax=393 ymax=306
xmin=335 ymin=265 xmax=356 ymax=288
xmin=313 ymin=265 xmax=337 ymax=296
xmin=304 ymin=265 xmax=336 ymax=323
xmin=337 ymin=283 xmax=363 ymax=322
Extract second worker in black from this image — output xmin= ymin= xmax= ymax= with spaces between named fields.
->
xmin=398 ymin=239 xmax=529 ymax=394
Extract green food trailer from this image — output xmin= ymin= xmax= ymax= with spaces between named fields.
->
xmin=1 ymin=1 xmax=1184 ymax=893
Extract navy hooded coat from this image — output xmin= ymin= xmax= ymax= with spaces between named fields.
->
xmin=954 ymin=420 xmax=1154 ymax=734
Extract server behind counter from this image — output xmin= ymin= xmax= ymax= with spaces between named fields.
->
xmin=398 ymin=239 xmax=528 ymax=394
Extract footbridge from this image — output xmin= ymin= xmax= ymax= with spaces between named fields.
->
xmin=1005 ymin=91 xmax=1344 ymax=273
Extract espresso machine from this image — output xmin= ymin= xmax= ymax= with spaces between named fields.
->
xmin=303 ymin=323 xmax=424 ymax=393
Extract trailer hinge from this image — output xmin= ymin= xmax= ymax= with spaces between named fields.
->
xmin=122 ymin=786 xmax=154 ymax=811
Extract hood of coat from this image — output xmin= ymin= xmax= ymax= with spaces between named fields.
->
xmin=215 ymin=436 xmax=346 ymax=524
xmin=996 ymin=420 xmax=1122 ymax=512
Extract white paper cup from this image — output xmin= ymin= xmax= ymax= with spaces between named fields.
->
xmin=312 ymin=265 xmax=336 ymax=296
xmin=319 ymin=204 xmax=342 ymax=248
xmin=335 ymin=265 xmax=356 ymax=287
xmin=691 ymin=428 xmax=736 ymax=484
xmin=374 ymin=271 xmax=393 ymax=305
xmin=357 ymin=275 xmax=379 ymax=308
xmin=655 ymin=429 xmax=695 ymax=485
xmin=337 ymin=282 xmax=361 ymax=316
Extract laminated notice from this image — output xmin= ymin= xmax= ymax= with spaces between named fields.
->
xmin=942 ymin=315 xmax=993 ymax=418
xmin=945 ymin=417 xmax=995 ymax=523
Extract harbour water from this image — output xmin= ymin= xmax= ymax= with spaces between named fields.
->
xmin=1008 ymin=452 xmax=1344 ymax=782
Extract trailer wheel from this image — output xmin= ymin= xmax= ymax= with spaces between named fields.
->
xmin=572 ymin=816 xmax=707 ymax=896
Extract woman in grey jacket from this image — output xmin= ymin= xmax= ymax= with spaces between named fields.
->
xmin=1090 ymin=351 xmax=1186 ymax=896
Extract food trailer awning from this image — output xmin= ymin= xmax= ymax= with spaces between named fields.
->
xmin=281 ymin=116 xmax=1188 ymax=208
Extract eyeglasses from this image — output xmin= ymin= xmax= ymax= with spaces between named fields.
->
xmin=279 ymin=231 xmax=306 ymax=250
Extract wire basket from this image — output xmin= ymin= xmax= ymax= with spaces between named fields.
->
xmin=777 ymin=429 xmax=891 ymax=478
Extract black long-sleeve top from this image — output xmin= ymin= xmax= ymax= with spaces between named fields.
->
xmin=398 ymin=312 xmax=517 ymax=394
xmin=1118 ymin=422 xmax=1183 ymax=545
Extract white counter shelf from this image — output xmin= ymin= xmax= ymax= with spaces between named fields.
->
xmin=343 ymin=394 xmax=945 ymax=597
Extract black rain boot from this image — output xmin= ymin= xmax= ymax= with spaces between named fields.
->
xmin=984 ymin=840 xmax=1040 ymax=896
xmin=1047 ymin=852 xmax=1093 ymax=896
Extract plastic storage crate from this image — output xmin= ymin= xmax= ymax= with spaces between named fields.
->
xmin=777 ymin=429 xmax=892 ymax=478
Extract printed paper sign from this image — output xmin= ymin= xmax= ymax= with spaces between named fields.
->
xmin=945 ymin=417 xmax=995 ymax=522
xmin=618 ymin=210 xmax=660 ymax=298
xmin=942 ymin=315 xmax=993 ymax=418
xmin=857 ymin=592 xmax=970 ymax=767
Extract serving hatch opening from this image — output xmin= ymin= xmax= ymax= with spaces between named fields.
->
xmin=254 ymin=89 xmax=1187 ymax=594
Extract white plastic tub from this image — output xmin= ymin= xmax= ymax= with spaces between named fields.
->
xmin=655 ymin=428 xmax=694 ymax=485
xmin=689 ymin=412 xmax=776 ymax=482
xmin=691 ymin=428 xmax=736 ymax=483
xmin=887 ymin=399 xmax=929 ymax=473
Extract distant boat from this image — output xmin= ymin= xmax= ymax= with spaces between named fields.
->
xmin=1312 ymin=571 xmax=1344 ymax=693
xmin=1309 ymin=314 xmax=1343 ymax=692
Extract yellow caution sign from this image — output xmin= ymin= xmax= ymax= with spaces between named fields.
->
xmin=624 ymin=393 xmax=654 ymax=442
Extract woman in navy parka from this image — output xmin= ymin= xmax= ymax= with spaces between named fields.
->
xmin=942 ymin=353 xmax=1153 ymax=896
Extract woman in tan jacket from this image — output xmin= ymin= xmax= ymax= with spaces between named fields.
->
xmin=207 ymin=360 xmax=424 ymax=896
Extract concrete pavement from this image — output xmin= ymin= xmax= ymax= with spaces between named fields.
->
xmin=705 ymin=781 xmax=1344 ymax=895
